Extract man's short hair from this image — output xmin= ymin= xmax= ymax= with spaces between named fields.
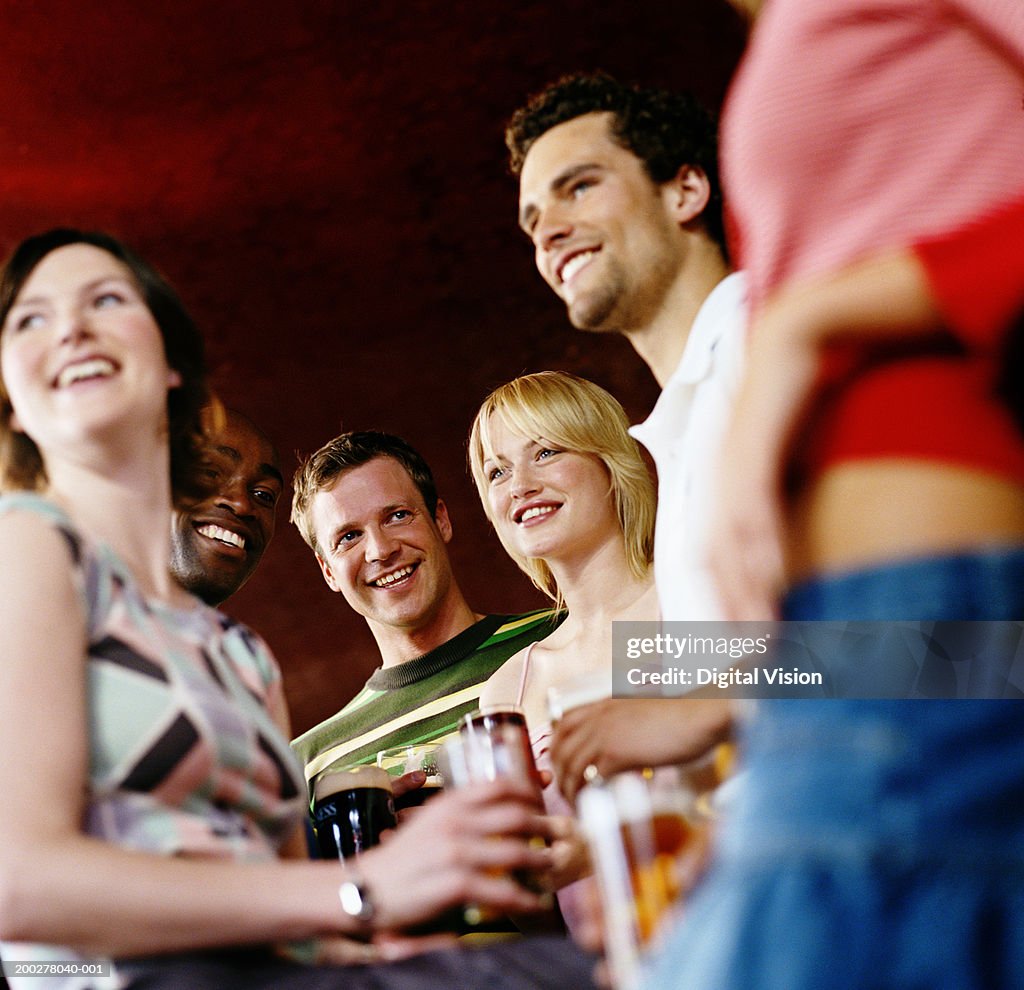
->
xmin=506 ymin=72 xmax=725 ymax=253
xmin=291 ymin=431 xmax=439 ymax=553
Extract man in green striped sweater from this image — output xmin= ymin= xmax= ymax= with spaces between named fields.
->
xmin=289 ymin=430 xmax=559 ymax=796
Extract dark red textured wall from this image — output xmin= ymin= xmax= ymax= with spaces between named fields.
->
xmin=1 ymin=0 xmax=747 ymax=734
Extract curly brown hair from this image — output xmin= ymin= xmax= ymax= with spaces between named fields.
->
xmin=506 ymin=72 xmax=726 ymax=254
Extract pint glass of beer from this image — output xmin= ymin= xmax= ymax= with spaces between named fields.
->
xmin=457 ymin=706 xmax=544 ymax=799
xmin=577 ymin=768 xmax=702 ymax=990
xmin=440 ymin=709 xmax=548 ymax=926
xmin=312 ymin=764 xmax=397 ymax=861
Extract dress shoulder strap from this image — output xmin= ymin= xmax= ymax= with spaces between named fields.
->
xmin=514 ymin=641 xmax=538 ymax=708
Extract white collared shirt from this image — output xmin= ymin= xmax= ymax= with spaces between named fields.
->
xmin=630 ymin=272 xmax=748 ymax=621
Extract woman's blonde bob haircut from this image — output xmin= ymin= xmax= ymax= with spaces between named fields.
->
xmin=469 ymin=371 xmax=655 ymax=605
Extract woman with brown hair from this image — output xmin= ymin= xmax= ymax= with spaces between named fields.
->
xmin=0 ymin=229 xmax=594 ymax=990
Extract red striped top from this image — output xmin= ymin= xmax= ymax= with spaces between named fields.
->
xmin=722 ymin=0 xmax=1024 ymax=483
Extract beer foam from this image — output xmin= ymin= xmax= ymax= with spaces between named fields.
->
xmin=314 ymin=764 xmax=393 ymax=799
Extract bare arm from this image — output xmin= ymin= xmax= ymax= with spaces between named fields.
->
xmin=708 ymin=248 xmax=942 ymax=619
xmin=0 ymin=513 xmax=553 ymax=956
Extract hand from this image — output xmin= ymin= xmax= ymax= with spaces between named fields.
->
xmin=541 ymin=814 xmax=591 ymax=891
xmin=390 ymin=769 xmax=426 ymax=802
xmin=357 ymin=778 xmax=554 ymax=932
xmin=389 ymin=770 xmax=427 ymax=824
xmin=550 ymin=699 xmax=732 ymax=805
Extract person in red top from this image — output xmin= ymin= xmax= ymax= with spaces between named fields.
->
xmin=714 ymin=191 xmax=1024 ymax=617
xmin=644 ymin=0 xmax=1024 ymax=986
xmin=656 ymin=192 xmax=1024 ymax=990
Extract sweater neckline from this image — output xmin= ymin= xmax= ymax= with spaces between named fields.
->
xmin=365 ymin=614 xmax=506 ymax=690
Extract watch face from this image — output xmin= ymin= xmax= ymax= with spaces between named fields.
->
xmin=339 ymin=879 xmax=373 ymax=922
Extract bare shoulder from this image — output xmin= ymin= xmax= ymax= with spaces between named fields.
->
xmin=0 ymin=507 xmax=83 ymax=623
xmin=480 ymin=646 xmax=528 ymax=709
xmin=0 ymin=505 xmax=77 ymax=568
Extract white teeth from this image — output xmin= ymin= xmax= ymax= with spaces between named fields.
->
xmin=56 ymin=358 xmax=116 ymax=389
xmin=560 ymin=251 xmax=596 ymax=284
xmin=197 ymin=524 xmax=245 ymax=549
xmin=374 ymin=565 xmax=415 ymax=587
xmin=520 ymin=505 xmax=556 ymax=523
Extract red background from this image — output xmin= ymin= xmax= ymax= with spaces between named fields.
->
xmin=1 ymin=0 xmax=746 ymax=734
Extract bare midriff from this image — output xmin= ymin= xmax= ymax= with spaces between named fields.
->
xmin=787 ymin=460 xmax=1024 ymax=582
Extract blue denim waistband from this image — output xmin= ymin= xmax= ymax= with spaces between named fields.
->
xmin=782 ymin=544 xmax=1024 ymax=622
xmin=718 ymin=548 xmax=1024 ymax=853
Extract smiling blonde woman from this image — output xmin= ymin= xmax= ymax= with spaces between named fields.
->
xmin=468 ymin=371 xmax=657 ymax=931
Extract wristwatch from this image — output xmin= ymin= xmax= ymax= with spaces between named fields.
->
xmin=338 ymin=873 xmax=376 ymax=928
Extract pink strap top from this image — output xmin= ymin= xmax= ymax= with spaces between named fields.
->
xmin=515 ymin=641 xmax=593 ymax=937
xmin=514 ymin=641 xmax=536 ymax=708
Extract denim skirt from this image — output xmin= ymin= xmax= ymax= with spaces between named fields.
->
xmin=645 ymin=547 xmax=1024 ymax=990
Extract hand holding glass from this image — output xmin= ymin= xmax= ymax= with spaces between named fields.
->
xmin=376 ymin=742 xmax=445 ymax=810
xmin=439 ymin=707 xmax=548 ymax=924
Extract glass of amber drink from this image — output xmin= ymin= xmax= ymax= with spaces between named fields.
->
xmin=440 ymin=708 xmax=548 ymax=925
xmin=457 ymin=706 xmax=545 ymax=798
xmin=578 ymin=767 xmax=703 ymax=990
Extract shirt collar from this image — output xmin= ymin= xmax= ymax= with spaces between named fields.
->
xmin=668 ymin=271 xmax=748 ymax=387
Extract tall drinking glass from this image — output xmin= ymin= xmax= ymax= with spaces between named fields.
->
xmin=312 ymin=764 xmax=397 ymax=861
xmin=439 ymin=707 xmax=547 ymax=925
xmin=578 ymin=768 xmax=703 ymax=990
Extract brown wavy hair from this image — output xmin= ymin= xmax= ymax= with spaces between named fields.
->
xmin=0 ymin=229 xmax=209 ymax=501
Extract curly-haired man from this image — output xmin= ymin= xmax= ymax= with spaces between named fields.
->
xmin=506 ymin=73 xmax=742 ymax=800
xmin=508 ymin=72 xmax=746 ymax=621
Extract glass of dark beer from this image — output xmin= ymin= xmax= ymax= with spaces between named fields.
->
xmin=312 ymin=764 xmax=397 ymax=861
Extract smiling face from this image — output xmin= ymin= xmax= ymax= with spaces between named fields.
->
xmin=169 ymin=410 xmax=282 ymax=606
xmin=480 ymin=412 xmax=618 ymax=567
xmin=310 ymin=455 xmax=458 ymax=637
xmin=0 ymin=243 xmax=180 ymax=460
xmin=518 ymin=112 xmax=688 ymax=334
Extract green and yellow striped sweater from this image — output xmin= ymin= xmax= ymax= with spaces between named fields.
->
xmin=291 ymin=610 xmax=561 ymax=792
